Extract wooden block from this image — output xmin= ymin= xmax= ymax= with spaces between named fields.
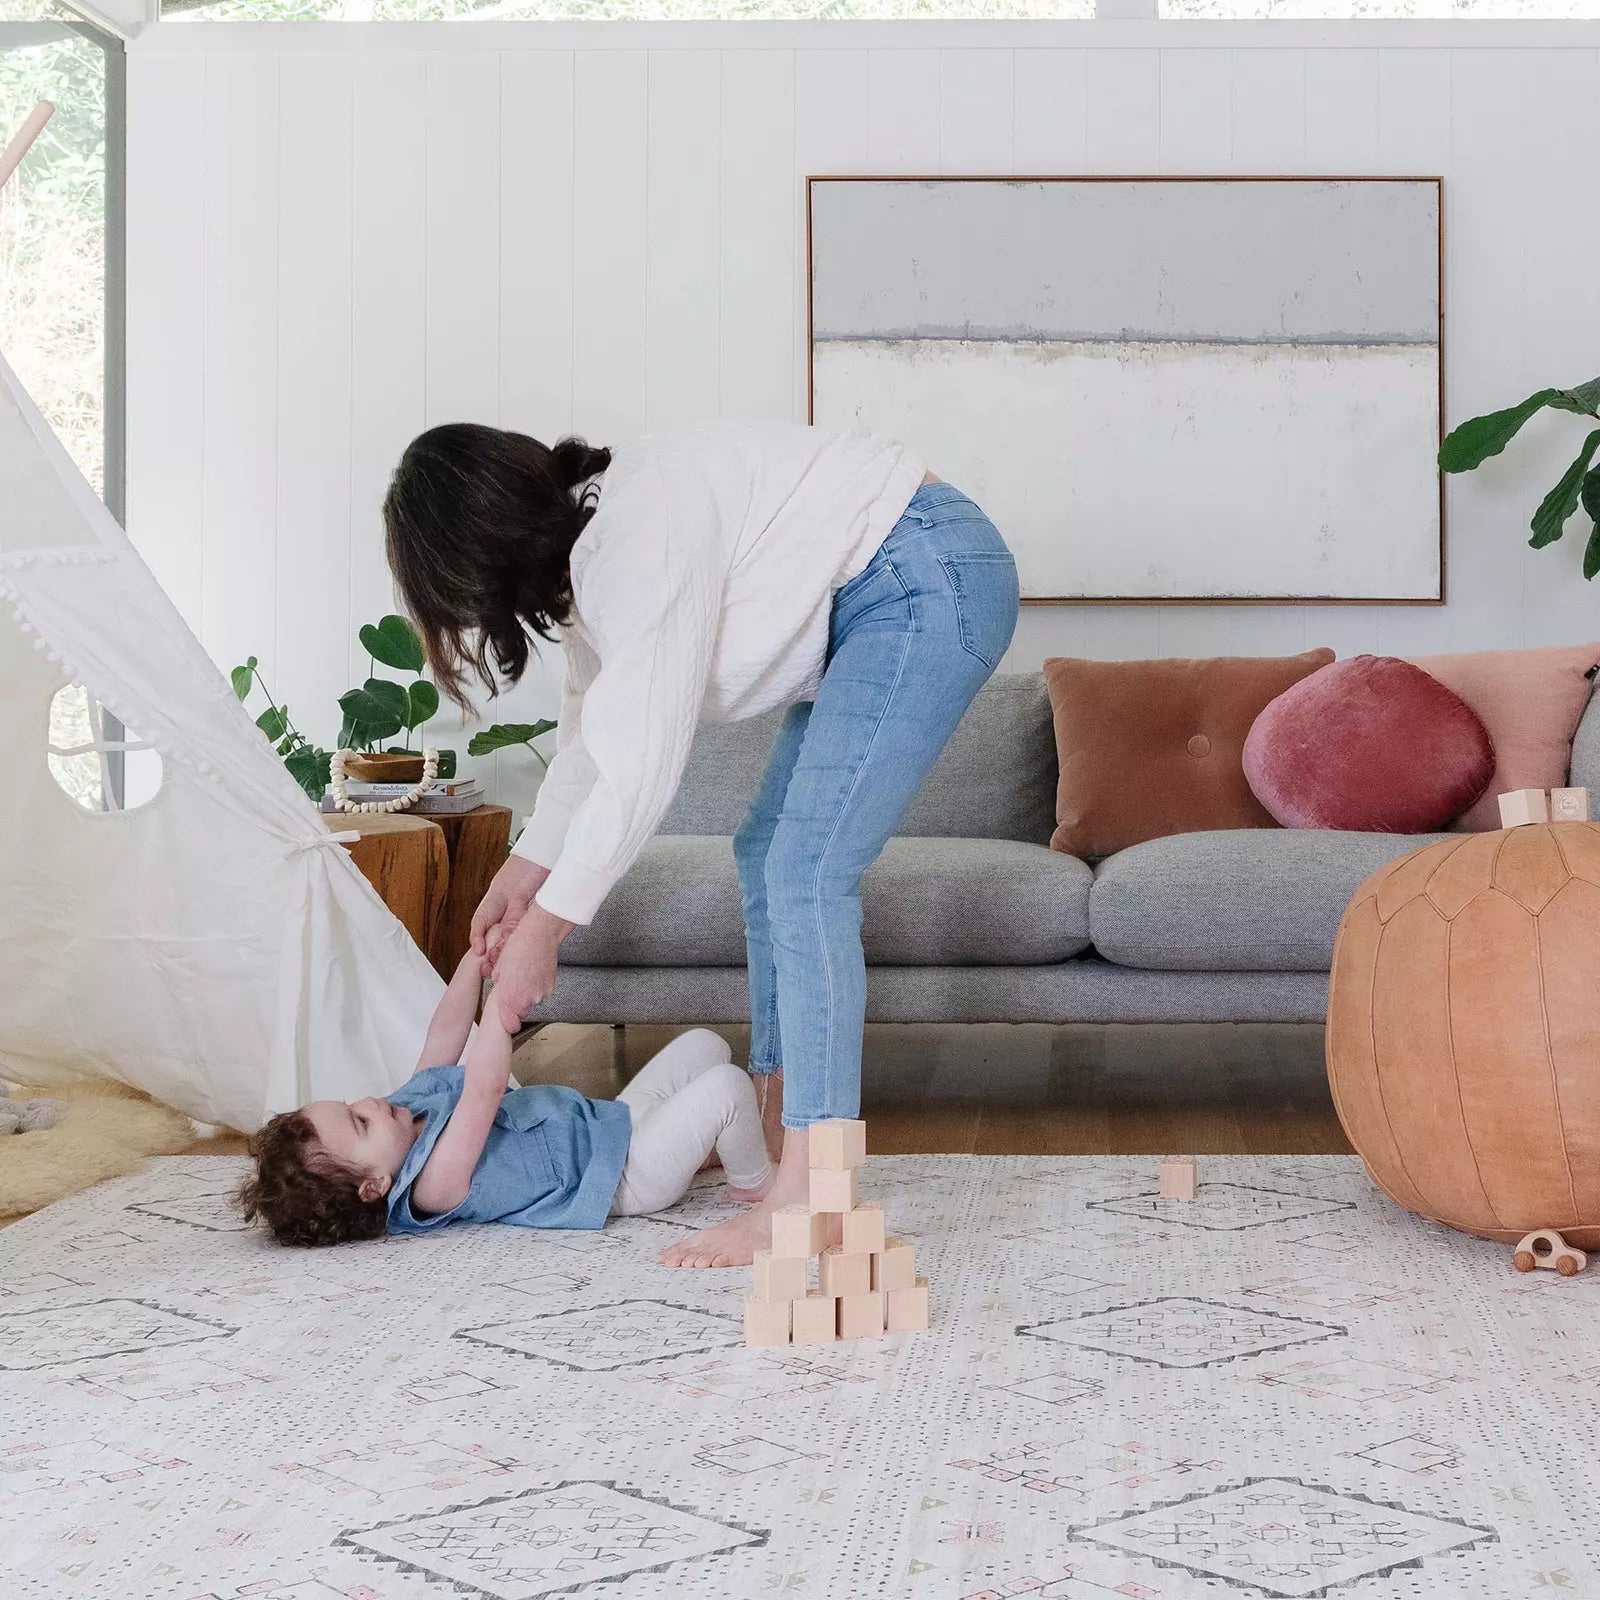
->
xmin=841 ymin=1204 xmax=886 ymax=1256
xmin=1498 ymin=788 xmax=1549 ymax=828
xmin=744 ymin=1294 xmax=790 ymax=1348
xmin=872 ymin=1238 xmax=916 ymax=1293
xmin=839 ymin=1290 xmax=886 ymax=1340
xmin=809 ymin=1167 xmax=860 ymax=1214
xmin=770 ymin=1206 xmax=824 ymax=1259
xmin=1160 ymin=1157 xmax=1197 ymax=1200
xmin=818 ymin=1246 xmax=872 ymax=1298
xmin=808 ymin=1119 xmax=867 ymax=1170
xmin=791 ymin=1293 xmax=838 ymax=1345
xmin=751 ymin=1250 xmax=807 ymax=1302
xmin=1551 ymin=787 xmax=1590 ymax=823
xmin=886 ymin=1278 xmax=930 ymax=1333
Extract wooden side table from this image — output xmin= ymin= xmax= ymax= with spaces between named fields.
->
xmin=323 ymin=813 xmax=449 ymax=956
xmin=426 ymin=804 xmax=514 ymax=979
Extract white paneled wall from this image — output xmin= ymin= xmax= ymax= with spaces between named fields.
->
xmin=127 ymin=24 xmax=1600 ymax=822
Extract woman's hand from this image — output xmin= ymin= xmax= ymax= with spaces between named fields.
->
xmin=488 ymin=903 xmax=573 ymax=1033
xmin=471 ymin=854 xmax=550 ymax=965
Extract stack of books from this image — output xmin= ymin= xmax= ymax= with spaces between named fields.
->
xmin=320 ymin=776 xmax=484 ymax=815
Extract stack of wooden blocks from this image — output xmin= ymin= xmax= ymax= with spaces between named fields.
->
xmin=743 ymin=1119 xmax=930 ymax=1348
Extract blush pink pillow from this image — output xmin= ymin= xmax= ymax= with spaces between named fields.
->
xmin=1244 ymin=656 xmax=1494 ymax=833
xmin=1409 ymin=644 xmax=1600 ymax=831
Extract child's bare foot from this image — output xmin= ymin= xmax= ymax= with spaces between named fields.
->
xmin=724 ymin=1175 xmax=772 ymax=1205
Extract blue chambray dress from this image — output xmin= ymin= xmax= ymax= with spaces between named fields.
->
xmin=383 ymin=1066 xmax=631 ymax=1234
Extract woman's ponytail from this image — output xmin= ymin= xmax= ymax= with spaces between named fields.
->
xmin=550 ymin=436 xmax=612 ymax=497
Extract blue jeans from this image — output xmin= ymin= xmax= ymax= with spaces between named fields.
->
xmin=734 ymin=483 xmax=1020 ymax=1128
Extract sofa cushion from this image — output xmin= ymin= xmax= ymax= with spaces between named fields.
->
xmin=1571 ymin=681 xmax=1600 ymax=791
xmin=1243 ymin=656 xmax=1494 ymax=832
xmin=1089 ymin=828 xmax=1454 ymax=972
xmin=658 ymin=672 xmax=1058 ymax=843
xmin=562 ymin=835 xmax=1092 ymax=967
xmin=1409 ymin=643 xmax=1600 ymax=831
xmin=1043 ymin=649 xmax=1334 ymax=860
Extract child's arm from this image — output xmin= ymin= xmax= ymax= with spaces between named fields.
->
xmin=413 ymin=950 xmax=486 ymax=1077
xmin=409 ymin=999 xmax=514 ymax=1218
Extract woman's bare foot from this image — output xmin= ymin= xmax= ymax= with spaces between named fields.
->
xmin=724 ymin=1178 xmax=771 ymax=1205
xmin=660 ymin=1127 xmax=829 ymax=1268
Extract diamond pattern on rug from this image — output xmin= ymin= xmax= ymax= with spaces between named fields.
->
xmin=3 ymin=1152 xmax=1596 ymax=1600
xmin=124 ymin=1191 xmax=253 ymax=1232
xmin=1077 ymin=1477 xmax=1497 ymax=1598
xmin=454 ymin=1300 xmax=743 ymax=1370
xmin=335 ymin=1481 xmax=766 ymax=1600
xmin=1018 ymin=1296 xmax=1343 ymax=1369
xmin=1087 ymin=1183 xmax=1355 ymax=1232
xmin=0 ymin=1297 xmax=235 ymax=1370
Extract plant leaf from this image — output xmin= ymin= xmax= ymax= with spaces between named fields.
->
xmin=284 ymin=747 xmax=332 ymax=802
xmin=338 ymin=679 xmax=408 ymax=741
xmin=467 ymin=720 xmax=558 ymax=757
xmin=1529 ymin=430 xmax=1600 ymax=548
xmin=1439 ymin=389 xmax=1561 ymax=472
xmin=1548 ymin=377 xmax=1600 ymax=416
xmin=405 ymin=680 xmax=439 ymax=730
xmin=231 ymin=664 xmax=254 ymax=701
xmin=359 ymin=614 xmax=425 ymax=674
xmin=256 ymin=706 xmax=287 ymax=742
xmin=1582 ymin=469 xmax=1600 ymax=581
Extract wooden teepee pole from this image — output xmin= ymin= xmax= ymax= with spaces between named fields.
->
xmin=0 ymin=102 xmax=55 ymax=196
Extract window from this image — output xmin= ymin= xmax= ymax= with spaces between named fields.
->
xmin=4 ymin=7 xmax=126 ymax=800
xmin=0 ymin=4 xmax=121 ymax=500
xmin=47 ymin=684 xmax=164 ymax=813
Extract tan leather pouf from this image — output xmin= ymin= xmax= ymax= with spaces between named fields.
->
xmin=1327 ymin=821 xmax=1600 ymax=1250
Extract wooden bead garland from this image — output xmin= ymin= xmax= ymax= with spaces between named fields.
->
xmin=328 ymin=748 xmax=439 ymax=814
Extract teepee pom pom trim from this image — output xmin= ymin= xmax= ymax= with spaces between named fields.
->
xmin=328 ymin=748 xmax=438 ymax=815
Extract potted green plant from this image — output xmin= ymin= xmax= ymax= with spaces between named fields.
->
xmin=234 ymin=616 xmax=555 ymax=803
xmin=1439 ymin=377 xmax=1600 ymax=575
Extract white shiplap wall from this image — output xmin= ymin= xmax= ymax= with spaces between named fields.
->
xmin=126 ymin=23 xmax=1600 ymax=821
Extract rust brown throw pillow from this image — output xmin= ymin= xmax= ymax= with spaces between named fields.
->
xmin=1043 ymin=648 xmax=1335 ymax=859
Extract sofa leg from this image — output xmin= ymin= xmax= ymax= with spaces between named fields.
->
xmin=611 ymin=1022 xmax=627 ymax=1085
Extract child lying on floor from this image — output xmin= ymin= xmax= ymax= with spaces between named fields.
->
xmin=237 ymin=951 xmax=770 ymax=1248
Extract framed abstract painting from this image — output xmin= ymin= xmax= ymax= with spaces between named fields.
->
xmin=808 ymin=176 xmax=1443 ymax=604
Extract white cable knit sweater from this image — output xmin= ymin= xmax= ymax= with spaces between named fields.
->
xmin=514 ymin=423 xmax=926 ymax=925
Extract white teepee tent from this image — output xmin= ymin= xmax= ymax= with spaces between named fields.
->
xmin=0 ymin=344 xmax=442 ymax=1132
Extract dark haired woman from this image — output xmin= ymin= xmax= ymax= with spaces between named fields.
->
xmin=384 ymin=421 xmax=1019 ymax=1267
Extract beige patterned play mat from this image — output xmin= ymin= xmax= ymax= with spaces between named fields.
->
xmin=2 ymin=1153 xmax=1596 ymax=1600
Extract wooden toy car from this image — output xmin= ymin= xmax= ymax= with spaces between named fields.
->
xmin=1512 ymin=1229 xmax=1587 ymax=1276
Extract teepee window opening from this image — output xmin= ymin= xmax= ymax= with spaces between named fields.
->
xmin=47 ymin=681 xmax=162 ymax=813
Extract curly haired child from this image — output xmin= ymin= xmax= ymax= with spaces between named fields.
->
xmin=237 ymin=951 xmax=770 ymax=1262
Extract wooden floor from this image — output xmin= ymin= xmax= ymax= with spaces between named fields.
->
xmin=512 ymin=1021 xmax=1351 ymax=1157
xmin=33 ymin=1022 xmax=1349 ymax=1184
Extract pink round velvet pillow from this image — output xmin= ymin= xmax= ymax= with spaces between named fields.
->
xmin=1244 ymin=656 xmax=1495 ymax=833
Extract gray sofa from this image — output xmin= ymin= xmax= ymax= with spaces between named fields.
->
xmin=533 ymin=671 xmax=1600 ymax=1029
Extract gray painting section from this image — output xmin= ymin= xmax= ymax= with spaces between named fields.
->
xmin=811 ymin=180 xmax=1439 ymax=346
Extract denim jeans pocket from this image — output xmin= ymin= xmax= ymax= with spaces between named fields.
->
xmin=937 ymin=551 xmax=1020 ymax=670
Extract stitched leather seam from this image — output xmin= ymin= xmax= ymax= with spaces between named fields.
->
xmin=1532 ymin=917 xmax=1581 ymax=1227
xmin=1366 ymin=912 xmax=1430 ymax=1217
xmin=1444 ymin=915 xmax=1502 ymax=1230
